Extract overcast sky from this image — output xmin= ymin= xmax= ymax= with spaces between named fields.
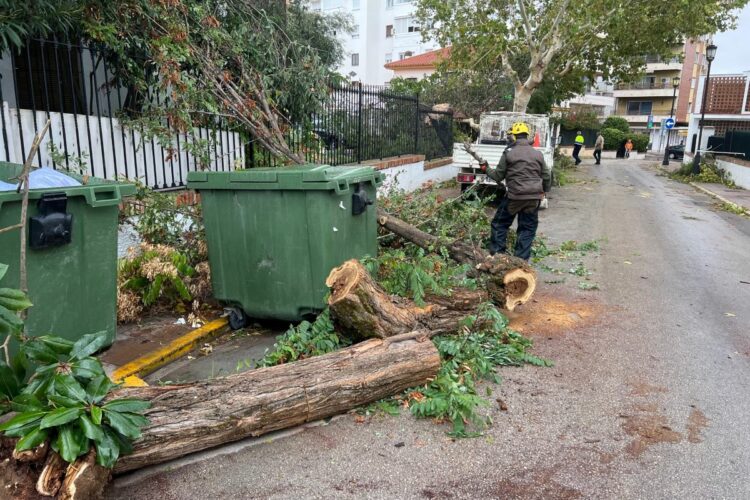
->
xmin=711 ymin=4 xmax=750 ymax=74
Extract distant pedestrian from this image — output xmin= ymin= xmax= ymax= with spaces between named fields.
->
xmin=625 ymin=139 xmax=633 ymax=158
xmin=572 ymin=131 xmax=585 ymax=165
xmin=594 ymin=132 xmax=604 ymax=165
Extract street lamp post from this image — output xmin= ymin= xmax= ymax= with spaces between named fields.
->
xmin=662 ymin=76 xmax=681 ymax=166
xmin=693 ymin=43 xmax=718 ymax=174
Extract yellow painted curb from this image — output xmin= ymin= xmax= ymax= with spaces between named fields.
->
xmin=689 ymin=182 xmax=749 ymax=214
xmin=110 ymin=317 xmax=229 ymax=383
xmin=121 ymin=375 xmax=149 ymax=387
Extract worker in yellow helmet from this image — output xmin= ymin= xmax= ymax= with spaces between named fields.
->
xmin=480 ymin=121 xmax=551 ymax=260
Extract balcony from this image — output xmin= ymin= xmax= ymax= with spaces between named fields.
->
xmin=614 ymin=81 xmax=680 ymax=98
xmin=644 ymin=55 xmax=682 ymax=72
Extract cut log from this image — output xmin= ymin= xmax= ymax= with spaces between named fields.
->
xmin=36 ymin=451 xmax=67 ymax=497
xmin=325 ymin=259 xmax=434 ymax=340
xmin=108 ymin=331 xmax=440 ymax=473
xmin=13 ymin=441 xmax=48 ymax=463
xmin=327 ymin=260 xmax=488 ymax=339
xmin=58 ymin=451 xmax=110 ymax=500
xmin=377 ymin=209 xmax=536 ymax=310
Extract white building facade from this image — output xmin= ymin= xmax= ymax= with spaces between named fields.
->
xmin=308 ymin=0 xmax=439 ymax=85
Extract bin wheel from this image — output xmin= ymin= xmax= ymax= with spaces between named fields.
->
xmin=228 ymin=308 xmax=248 ymax=330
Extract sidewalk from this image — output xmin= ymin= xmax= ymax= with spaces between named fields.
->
xmin=691 ymin=182 xmax=750 ymax=213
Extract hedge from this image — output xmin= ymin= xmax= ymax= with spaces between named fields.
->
xmin=601 ymin=128 xmax=625 ymax=150
xmin=602 ymin=116 xmax=630 ymax=133
xmin=631 ymin=134 xmax=649 ymax=153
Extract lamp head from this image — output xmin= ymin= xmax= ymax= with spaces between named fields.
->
xmin=706 ymin=44 xmax=717 ymax=62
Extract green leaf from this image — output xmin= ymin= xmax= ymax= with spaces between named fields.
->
xmin=15 ymin=427 xmax=48 ymax=452
xmin=51 ymin=374 xmax=88 ymax=404
xmin=10 ymin=393 xmax=43 ymax=413
xmin=94 ymin=427 xmax=120 ymax=468
xmin=70 ymin=331 xmax=109 ymax=360
xmin=39 ymin=407 xmax=83 ymax=429
xmin=35 ymin=335 xmax=74 ymax=355
xmin=0 ymin=289 xmax=33 ymax=312
xmin=90 ymin=406 xmax=103 ymax=426
xmin=102 ymin=399 xmax=150 ymax=414
xmin=0 ymin=362 xmax=20 ymax=398
xmin=10 ymin=351 xmax=28 ymax=381
xmin=20 ymin=339 xmax=59 ymax=364
xmin=0 ymin=304 xmax=23 ymax=331
xmin=0 ymin=263 xmax=7 ymax=281
xmin=104 ymin=410 xmax=146 ymax=439
xmin=86 ymin=376 xmax=114 ymax=404
xmin=79 ymin=414 xmax=104 ymax=441
xmin=0 ymin=411 xmax=45 ymax=432
xmin=72 ymin=358 xmax=106 ymax=381
xmin=56 ymin=424 xmax=88 ymax=463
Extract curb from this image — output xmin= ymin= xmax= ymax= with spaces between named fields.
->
xmin=110 ymin=317 xmax=230 ymax=384
xmin=689 ymin=182 xmax=749 ymax=214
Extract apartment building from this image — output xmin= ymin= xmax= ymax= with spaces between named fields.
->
xmin=308 ymin=0 xmax=439 ymax=84
xmin=613 ymin=38 xmax=710 ymax=149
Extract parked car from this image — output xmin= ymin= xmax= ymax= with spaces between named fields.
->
xmin=667 ymin=144 xmax=685 ymax=159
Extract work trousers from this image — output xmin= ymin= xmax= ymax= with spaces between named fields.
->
xmin=572 ymin=144 xmax=583 ymax=165
xmin=593 ymin=149 xmax=602 ymax=164
xmin=489 ymin=197 xmax=539 ymax=261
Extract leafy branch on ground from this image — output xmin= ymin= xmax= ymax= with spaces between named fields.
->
xmin=408 ymin=303 xmax=551 ymax=437
xmin=0 ymin=264 xmax=150 ymax=468
xmin=117 ymin=244 xmax=211 ymax=323
xmin=258 ymin=309 xmax=351 ymax=367
xmin=669 ymin=157 xmax=737 ymax=188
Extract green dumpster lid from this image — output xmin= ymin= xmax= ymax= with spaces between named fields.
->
xmin=187 ymin=164 xmax=383 ymax=191
xmin=0 ymin=162 xmax=135 ymax=209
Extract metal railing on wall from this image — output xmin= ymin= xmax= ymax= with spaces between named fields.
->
xmin=1 ymin=39 xmax=453 ymax=189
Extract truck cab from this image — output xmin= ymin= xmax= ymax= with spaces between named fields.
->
xmin=454 ymin=112 xmax=554 ymax=193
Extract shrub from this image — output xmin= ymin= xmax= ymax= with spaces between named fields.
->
xmin=631 ymin=134 xmax=650 ymax=153
xmin=601 ymin=128 xmax=625 ymax=150
xmin=602 ymin=116 xmax=630 ymax=133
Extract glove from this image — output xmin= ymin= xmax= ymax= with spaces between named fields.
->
xmin=539 ymin=197 xmax=549 ymax=210
xmin=480 ymin=161 xmax=488 ymax=172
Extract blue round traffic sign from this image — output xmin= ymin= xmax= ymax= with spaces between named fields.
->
xmin=664 ymin=118 xmax=675 ymax=129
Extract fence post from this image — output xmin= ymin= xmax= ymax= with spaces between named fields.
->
xmin=414 ymin=93 xmax=420 ymax=155
xmin=356 ymin=83 xmax=363 ymax=164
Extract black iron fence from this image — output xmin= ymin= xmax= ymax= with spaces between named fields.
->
xmin=708 ymin=130 xmax=750 ymax=160
xmin=248 ymin=81 xmax=453 ymax=168
xmin=1 ymin=38 xmax=453 ymax=190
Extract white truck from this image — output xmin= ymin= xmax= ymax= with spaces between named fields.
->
xmin=454 ymin=112 xmax=555 ymax=193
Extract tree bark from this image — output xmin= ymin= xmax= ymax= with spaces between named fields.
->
xmin=513 ymin=86 xmax=533 ymax=113
xmin=376 ymin=209 xmax=536 ymax=311
xmin=327 ymin=260 xmax=489 ymax=340
xmin=57 ymin=451 xmax=111 ymax=500
xmin=108 ymin=331 xmax=440 ymax=474
xmin=36 ymin=451 xmax=67 ymax=497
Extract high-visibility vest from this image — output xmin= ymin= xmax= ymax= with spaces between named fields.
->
xmin=575 ymin=135 xmax=585 ymax=145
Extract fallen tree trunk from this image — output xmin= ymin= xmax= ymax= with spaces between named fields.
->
xmin=327 ymin=260 xmax=489 ymax=340
xmin=376 ymin=208 xmax=536 ymax=310
xmin=109 ymin=331 xmax=440 ymax=473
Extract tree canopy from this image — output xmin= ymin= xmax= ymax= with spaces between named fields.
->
xmin=416 ymin=0 xmax=748 ymax=112
xmin=1 ymin=0 xmax=351 ymax=163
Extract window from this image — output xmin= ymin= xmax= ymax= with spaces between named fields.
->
xmin=352 ymin=24 xmax=359 ymax=39
xmin=387 ymin=0 xmax=412 ymax=6
xmin=385 ymin=53 xmax=393 ymax=63
xmin=352 ymin=0 xmax=360 ymax=9
xmin=386 ymin=25 xmax=394 ymax=37
xmin=398 ymin=51 xmax=413 ymax=60
xmin=626 ymin=101 xmax=653 ymax=115
xmin=351 ymin=53 xmax=359 ymax=66
xmin=394 ymin=16 xmax=420 ymax=34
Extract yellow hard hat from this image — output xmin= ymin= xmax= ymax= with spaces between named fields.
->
xmin=511 ymin=122 xmax=530 ymax=135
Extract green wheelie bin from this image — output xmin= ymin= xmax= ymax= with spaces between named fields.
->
xmin=187 ymin=164 xmax=382 ymax=326
xmin=0 ymin=162 xmax=135 ymax=350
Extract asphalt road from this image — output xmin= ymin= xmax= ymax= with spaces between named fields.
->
xmin=107 ymin=159 xmax=750 ymax=499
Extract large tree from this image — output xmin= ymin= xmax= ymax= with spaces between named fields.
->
xmin=417 ymin=0 xmax=748 ymax=113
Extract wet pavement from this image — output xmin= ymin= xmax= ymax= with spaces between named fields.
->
xmin=107 ymin=159 xmax=750 ymax=499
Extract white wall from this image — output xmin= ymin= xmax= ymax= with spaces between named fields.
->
xmin=0 ymin=103 xmax=243 ymax=188
xmin=378 ymin=160 xmax=457 ymax=193
xmin=391 ymin=68 xmax=435 ymax=80
xmin=717 ymin=158 xmax=750 ymax=189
